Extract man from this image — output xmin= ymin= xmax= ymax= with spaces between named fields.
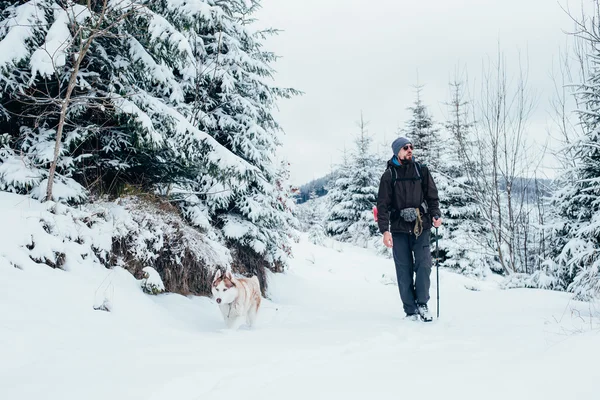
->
xmin=377 ymin=137 xmax=442 ymax=322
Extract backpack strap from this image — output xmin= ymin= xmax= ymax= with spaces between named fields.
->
xmin=389 ymin=162 xmax=424 ymax=185
xmin=416 ymin=162 xmax=427 ymax=195
xmin=388 ymin=167 xmax=397 ymax=219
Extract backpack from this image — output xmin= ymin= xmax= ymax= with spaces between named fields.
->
xmin=373 ymin=162 xmax=428 ymax=222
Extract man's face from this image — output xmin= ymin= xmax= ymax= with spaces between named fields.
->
xmin=397 ymin=143 xmax=413 ymax=161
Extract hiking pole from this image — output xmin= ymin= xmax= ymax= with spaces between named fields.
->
xmin=435 ymin=224 xmax=440 ymax=319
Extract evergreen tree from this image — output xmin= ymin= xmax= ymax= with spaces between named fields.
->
xmin=402 ymin=85 xmax=442 ymax=167
xmin=542 ymin=173 xmax=578 ymax=292
xmin=0 ymin=0 xmax=299 ymax=271
xmin=301 ymin=189 xmax=326 ymax=245
xmin=301 ymin=189 xmax=320 ymax=226
xmin=548 ymin=62 xmax=600 ymax=299
xmin=326 ymin=115 xmax=379 ymax=247
xmin=438 ymin=81 xmax=494 ymax=278
xmin=166 ymin=0 xmax=301 ymax=268
xmin=326 ymin=148 xmax=354 ymax=240
xmin=0 ymin=0 xmax=252 ymax=200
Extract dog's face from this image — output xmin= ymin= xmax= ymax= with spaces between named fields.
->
xmin=211 ymin=270 xmax=238 ymax=305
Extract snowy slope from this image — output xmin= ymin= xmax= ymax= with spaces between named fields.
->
xmin=1 ymin=220 xmax=599 ymax=399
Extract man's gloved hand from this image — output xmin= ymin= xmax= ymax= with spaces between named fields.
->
xmin=383 ymin=231 xmax=393 ymax=248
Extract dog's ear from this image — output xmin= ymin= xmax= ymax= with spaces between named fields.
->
xmin=212 ymin=269 xmax=222 ymax=283
xmin=225 ymin=270 xmax=233 ymax=280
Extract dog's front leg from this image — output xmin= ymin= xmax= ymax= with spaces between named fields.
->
xmin=226 ymin=315 xmax=245 ymax=330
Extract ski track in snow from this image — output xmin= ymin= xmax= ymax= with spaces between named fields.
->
xmin=1 ymin=234 xmax=599 ymax=400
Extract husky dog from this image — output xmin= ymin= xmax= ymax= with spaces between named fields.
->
xmin=211 ymin=270 xmax=261 ymax=329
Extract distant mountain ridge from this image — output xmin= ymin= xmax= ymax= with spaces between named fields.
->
xmin=295 ymin=173 xmax=334 ymax=203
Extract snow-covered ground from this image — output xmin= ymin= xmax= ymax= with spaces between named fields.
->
xmin=1 ymin=205 xmax=599 ymax=399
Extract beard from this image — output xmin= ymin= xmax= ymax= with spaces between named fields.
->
xmin=401 ymin=154 xmax=414 ymax=163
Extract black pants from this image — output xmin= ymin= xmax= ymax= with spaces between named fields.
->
xmin=392 ymin=230 xmax=432 ymax=315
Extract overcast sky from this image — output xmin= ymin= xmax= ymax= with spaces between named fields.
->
xmin=255 ymin=0 xmax=588 ymax=186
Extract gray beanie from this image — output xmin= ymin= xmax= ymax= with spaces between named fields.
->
xmin=391 ymin=136 xmax=412 ymax=156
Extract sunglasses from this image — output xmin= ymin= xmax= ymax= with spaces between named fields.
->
xmin=402 ymin=144 xmax=413 ymax=151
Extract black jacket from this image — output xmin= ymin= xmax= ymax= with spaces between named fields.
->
xmin=376 ymin=158 xmax=440 ymax=234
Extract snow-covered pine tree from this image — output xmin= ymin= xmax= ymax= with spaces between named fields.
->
xmin=548 ymin=39 xmax=600 ymax=299
xmin=438 ymin=80 xmax=494 ymax=278
xmin=401 ymin=85 xmax=443 ymax=168
xmin=1 ymin=0 xmax=299 ymax=282
xmin=297 ymin=189 xmax=326 ymax=245
xmin=326 ymin=148 xmax=354 ymax=240
xmin=297 ymin=189 xmax=319 ymax=229
xmin=0 ymin=0 xmax=255 ymax=203
xmin=538 ymin=46 xmax=587 ymax=292
xmin=168 ymin=0 xmax=300 ymax=272
xmin=271 ymin=159 xmax=301 ymax=254
xmin=326 ymin=115 xmax=379 ymax=247
xmin=346 ymin=116 xmax=380 ymax=247
xmin=542 ymin=170 xmax=579 ymax=292
xmin=0 ymin=0 xmax=101 ymax=203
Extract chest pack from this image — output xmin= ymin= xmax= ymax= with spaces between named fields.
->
xmin=373 ymin=162 xmax=428 ymax=223
xmin=389 ymin=162 xmax=427 ymax=212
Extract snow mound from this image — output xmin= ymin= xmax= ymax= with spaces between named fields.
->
xmin=142 ymin=266 xmax=165 ymax=295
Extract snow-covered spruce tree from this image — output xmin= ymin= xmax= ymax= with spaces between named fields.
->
xmin=543 ymin=168 xmax=580 ymax=292
xmin=0 ymin=0 xmax=100 ymax=202
xmin=438 ymin=80 xmax=494 ymax=278
xmin=326 ymin=115 xmax=380 ymax=247
xmin=548 ymin=33 xmax=600 ymax=299
xmin=0 ymin=0 xmax=254 ymax=203
xmin=308 ymin=218 xmax=327 ymax=246
xmin=297 ymin=189 xmax=319 ymax=229
xmin=401 ymin=85 xmax=443 ymax=168
xmin=326 ymin=148 xmax=354 ymax=240
xmin=549 ymin=143 xmax=600 ymax=300
xmin=166 ymin=0 xmax=300 ymax=278
xmin=537 ymin=48 xmax=586 ymax=292
xmin=536 ymin=12 xmax=600 ymax=296
xmin=0 ymin=1 xmax=299 ymax=293
xmin=297 ymin=189 xmax=327 ymax=245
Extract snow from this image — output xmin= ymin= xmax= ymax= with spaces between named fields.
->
xmin=30 ymin=177 xmax=87 ymax=203
xmin=164 ymin=0 xmax=214 ymax=18
xmin=222 ymin=215 xmax=254 ymax=239
xmin=142 ymin=266 xmax=165 ymax=294
xmin=0 ymin=155 xmax=44 ymax=190
xmin=0 ymin=1 xmax=46 ymax=70
xmin=1 ymin=199 xmax=599 ymax=399
xmin=116 ymin=91 xmax=258 ymax=176
xmin=127 ymin=35 xmax=184 ymax=102
xmin=0 ymin=192 xmax=110 ymax=271
xmin=110 ymin=95 xmax=162 ymax=145
xmin=30 ymin=3 xmax=91 ymax=79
